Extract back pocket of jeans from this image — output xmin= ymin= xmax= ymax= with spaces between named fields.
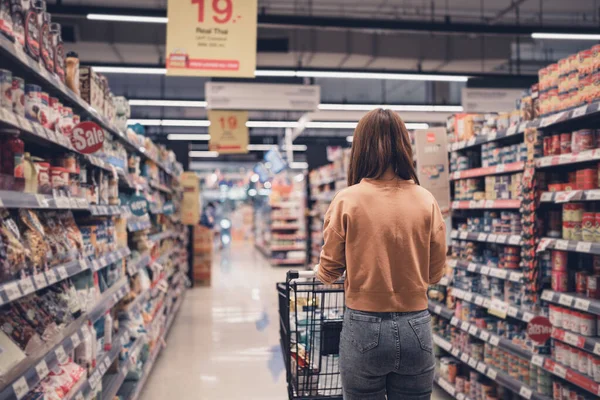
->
xmin=346 ymin=313 xmax=381 ymax=353
xmin=408 ymin=314 xmax=433 ymax=353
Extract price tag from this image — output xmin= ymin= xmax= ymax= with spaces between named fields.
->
xmin=18 ymin=278 xmax=35 ymax=296
xmin=481 ymin=266 xmax=490 ymax=275
xmin=576 ymin=242 xmax=592 ymax=253
xmin=555 ymin=240 xmax=569 ymax=250
xmin=486 ymin=368 xmax=497 ymax=380
xmin=468 ymin=357 xmax=478 ymax=368
xmin=553 ymin=363 xmax=567 ymax=378
xmin=104 ymin=357 xmax=111 ymax=369
xmin=506 ymin=125 xmax=517 ymax=135
xmin=469 ymin=200 xmax=479 ymax=209
xmin=507 ymin=306 xmax=519 ymax=318
xmin=489 ymin=335 xmax=500 ymax=346
xmin=460 ymin=353 xmax=469 ymax=363
xmin=461 ymin=321 xmax=470 ymax=330
xmin=483 ymin=298 xmax=491 ymax=308
xmin=451 ymin=348 xmax=460 ymax=357
xmin=35 ymin=359 xmax=49 ymax=379
xmin=563 ymin=331 xmax=580 ymax=346
xmin=519 ymin=386 xmax=533 ymax=399
xmin=55 ymin=345 xmax=67 ymax=363
xmin=540 ymin=192 xmax=553 ymax=202
xmin=487 ymin=234 xmax=497 ymax=242
xmin=541 ymin=290 xmax=554 ymax=301
xmin=12 ymin=376 xmax=29 ymax=400
xmin=572 ymin=104 xmax=588 ymax=118
xmin=434 ymin=305 xmax=442 ymax=314
xmin=497 ymin=270 xmax=508 ymax=279
xmin=456 ymin=393 xmax=465 ymax=400
xmin=92 ymin=260 xmax=101 ymax=271
xmin=480 ymin=331 xmax=490 ymax=341
xmin=467 ymin=137 xmax=476 ymax=146
xmin=558 ymin=294 xmax=573 ymax=307
xmin=450 ymin=317 xmax=459 ymax=326
xmin=477 ymin=233 xmax=488 ymax=241
xmin=586 ymin=189 xmax=600 ymax=200
xmin=593 ymin=342 xmax=600 ymax=356
xmin=523 ymin=312 xmax=534 ymax=323
xmin=496 ymin=164 xmax=505 ymax=173
xmin=574 ymin=298 xmax=590 ymax=312
xmin=451 ymin=231 xmax=458 ymax=239
xmin=488 ymin=131 xmax=497 ymax=141
xmin=32 ymin=274 xmax=47 ymax=290
xmin=475 ymin=296 xmax=484 ymax=306
xmin=35 ymin=195 xmax=49 ymax=208
xmin=459 ymin=231 xmax=468 ymax=239
xmin=476 ymin=362 xmax=487 ymax=374
xmin=56 ymin=267 xmax=68 ymax=280
xmin=45 ymin=271 xmax=58 ymax=285
xmin=509 ymin=272 xmax=522 ymax=282
xmin=99 ymin=363 xmax=107 ymax=374
xmin=71 ymin=333 xmax=81 ymax=348
xmin=3 ymin=282 xmax=21 ymax=301
xmin=464 ymin=293 xmax=473 ymax=302
xmin=509 ymin=235 xmax=521 ymax=245
xmin=531 ymin=354 xmax=544 ymax=367
xmin=468 ymin=262 xmax=478 ymax=272
xmin=496 ymin=235 xmax=507 ymax=244
xmin=468 ymin=326 xmax=478 ymax=335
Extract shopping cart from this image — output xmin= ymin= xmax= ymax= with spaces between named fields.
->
xmin=277 ymin=270 xmax=345 ymax=400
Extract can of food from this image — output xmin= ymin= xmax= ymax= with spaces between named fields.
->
xmin=572 ymin=221 xmax=583 ymax=241
xmin=583 ymin=212 xmax=596 ymax=241
xmin=587 ymin=275 xmax=600 ymax=299
xmin=72 ymin=113 xmax=80 ymax=126
xmin=560 ymin=133 xmax=572 ymax=154
xmin=576 ymin=271 xmax=589 ymax=294
xmin=39 ymin=92 xmax=50 ymax=128
xmin=544 ymin=136 xmax=552 ymax=156
xmin=552 ymin=381 xmax=561 ymax=400
xmin=571 ymin=312 xmax=581 ymax=334
xmin=551 ymin=134 xmax=561 ymax=155
xmin=11 ymin=77 xmax=24 ymax=116
xmin=549 ymin=305 xmax=564 ymax=327
xmin=552 ymin=250 xmax=568 ymax=271
xmin=579 ymin=312 xmax=596 ymax=336
xmin=0 ymin=68 xmax=12 ymax=109
xmin=595 ymin=213 xmax=600 ymax=242
xmin=34 ymin=161 xmax=51 ymax=194
xmin=50 ymin=166 xmax=69 ymax=189
xmin=552 ymin=270 xmax=569 ymax=292
xmin=24 ymin=84 xmax=41 ymax=122
xmin=593 ymin=356 xmax=600 ymax=382
xmin=574 ymin=129 xmax=595 ymax=152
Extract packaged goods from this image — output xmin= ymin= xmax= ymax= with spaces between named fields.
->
xmin=24 ymin=0 xmax=40 ymax=61
xmin=65 ymin=51 xmax=79 ymax=94
xmin=11 ymin=76 xmax=24 ymax=116
xmin=24 ymin=83 xmax=41 ymax=122
xmin=19 ymin=209 xmax=48 ymax=272
xmin=0 ymin=0 xmax=13 ymax=39
xmin=50 ymin=22 xmax=64 ymax=81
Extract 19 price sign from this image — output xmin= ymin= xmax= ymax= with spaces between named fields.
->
xmin=166 ymin=0 xmax=257 ymax=77
xmin=208 ymin=110 xmax=249 ymax=154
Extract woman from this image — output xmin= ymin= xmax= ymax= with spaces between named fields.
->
xmin=316 ymin=108 xmax=447 ymax=400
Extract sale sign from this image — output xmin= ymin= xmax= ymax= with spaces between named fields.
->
xmin=208 ymin=110 xmax=248 ymax=154
xmin=70 ymin=121 xmax=105 ymax=154
xmin=527 ymin=316 xmax=552 ymax=344
xmin=166 ymin=0 xmax=257 ymax=77
xmin=129 ymin=195 xmax=149 ymax=217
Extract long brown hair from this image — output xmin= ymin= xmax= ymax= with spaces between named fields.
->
xmin=347 ymin=108 xmax=420 ymax=186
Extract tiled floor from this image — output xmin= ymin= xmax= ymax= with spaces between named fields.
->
xmin=141 ymin=242 xmax=452 ymax=399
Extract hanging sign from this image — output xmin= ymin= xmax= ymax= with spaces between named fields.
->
xmin=527 ymin=316 xmax=552 ymax=344
xmin=163 ymin=201 xmax=175 ymax=215
xmin=166 ymin=0 xmax=258 ymax=78
xmin=129 ymin=195 xmax=149 ymax=217
xmin=70 ymin=122 xmax=105 ymax=154
xmin=413 ymin=127 xmax=450 ymax=214
xmin=208 ymin=110 xmax=248 ymax=154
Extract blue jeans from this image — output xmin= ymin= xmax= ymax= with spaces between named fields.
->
xmin=340 ymin=308 xmax=435 ymax=400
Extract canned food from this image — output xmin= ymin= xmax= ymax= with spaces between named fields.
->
xmin=576 ymin=271 xmax=589 ymax=294
xmin=50 ymin=166 xmax=68 ymax=189
xmin=11 ymin=77 xmax=24 ymax=116
xmin=49 ymin=97 xmax=59 ymax=130
xmin=33 ymin=161 xmax=50 ymax=194
xmin=560 ymin=133 xmax=572 ymax=154
xmin=552 ymin=270 xmax=569 ymax=292
xmin=0 ymin=68 xmax=11 ymax=109
xmin=579 ymin=312 xmax=596 ymax=337
xmin=551 ymin=134 xmax=561 ymax=155
xmin=24 ymin=84 xmax=41 ymax=122
xmin=552 ymin=250 xmax=568 ymax=271
xmin=588 ymin=275 xmax=600 ymax=299
xmin=583 ymin=212 xmax=595 ymax=241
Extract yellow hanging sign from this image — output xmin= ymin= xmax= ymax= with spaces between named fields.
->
xmin=208 ymin=110 xmax=249 ymax=154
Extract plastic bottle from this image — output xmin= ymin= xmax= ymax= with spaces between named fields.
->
xmin=103 ymin=311 xmax=112 ymax=351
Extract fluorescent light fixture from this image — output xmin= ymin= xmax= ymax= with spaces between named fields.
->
xmin=406 ymin=123 xmax=430 ymax=129
xmin=167 ymin=134 xmax=211 ymax=141
xmin=254 ymin=70 xmax=297 ymax=77
xmin=532 ymin=32 xmax=600 ymax=40
xmin=318 ymin=104 xmax=463 ymax=112
xmin=127 ymin=119 xmax=162 ymax=126
xmin=129 ymin=99 xmax=207 ymax=107
xmin=295 ymin=70 xmax=469 ymax=82
xmin=246 ymin=121 xmax=299 ymax=128
xmin=290 ymin=162 xmax=309 ymax=169
xmin=250 ymin=174 xmax=259 ymax=183
xmin=294 ymin=174 xmax=305 ymax=182
xmin=189 ymin=151 xmax=219 ymax=158
xmin=264 ymin=181 xmax=272 ymax=189
xmin=346 ymin=136 xmax=354 ymax=143
xmin=162 ymin=119 xmax=211 ymax=127
xmin=247 ymin=144 xmax=307 ymax=151
xmin=87 ymin=13 xmax=168 ymax=24
xmin=92 ymin=66 xmax=166 ymax=74
xmin=306 ymin=122 xmax=358 ymax=129
xmin=286 ymin=144 xmax=308 ymax=151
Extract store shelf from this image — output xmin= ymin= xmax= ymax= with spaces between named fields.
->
xmin=535 ymin=101 xmax=600 ymax=131
xmin=148 ymin=230 xmax=177 ymax=242
xmin=100 ymin=334 xmax=146 ymax=400
xmin=541 ymin=290 xmax=600 ymax=316
xmin=451 ymin=287 xmax=535 ymax=323
xmin=271 ymin=246 xmax=306 ymax=251
xmin=433 ymin=334 xmax=549 ymax=400
xmin=451 ymin=199 xmax=521 ymax=209
xmin=0 ymin=277 xmax=130 ymax=399
xmin=532 ymin=355 xmax=600 ymax=397
xmin=535 ymin=149 xmax=600 ymax=169
xmin=90 ymin=204 xmax=129 ymax=216
xmin=537 ymin=237 xmax=600 ymax=255
xmin=0 ymin=247 xmax=129 ymax=307
xmin=450 ymin=230 xmax=523 ymax=246
xmin=449 ymin=162 xmax=524 ymax=181
xmin=447 ymin=259 xmax=524 ymax=282
xmin=272 ymin=234 xmax=305 ymax=240
xmin=551 ymin=327 xmax=600 ymax=356
xmin=149 ymin=181 xmax=173 ymax=194
xmin=127 ymin=250 xmax=152 ymax=276
xmin=448 ymin=123 xmax=528 ymax=152
xmin=271 ymin=225 xmax=301 ymax=231
xmin=0 ymin=190 xmax=89 ymax=210
xmin=539 ymin=189 xmax=600 ymax=203
xmin=127 ymin=219 xmax=152 ymax=232
xmin=310 ymin=193 xmax=336 ymax=202
xmin=435 ymin=375 xmax=473 ymax=400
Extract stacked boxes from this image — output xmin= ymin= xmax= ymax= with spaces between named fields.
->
xmin=193 ymin=225 xmax=213 ymax=285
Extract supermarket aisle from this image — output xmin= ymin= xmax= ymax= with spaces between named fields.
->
xmin=141 ymin=242 xmax=451 ymax=400
xmin=141 ymin=242 xmax=287 ymax=399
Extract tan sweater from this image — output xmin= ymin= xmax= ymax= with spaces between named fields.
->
xmin=316 ymin=178 xmax=447 ymax=312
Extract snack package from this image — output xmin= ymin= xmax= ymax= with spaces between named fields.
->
xmin=57 ymin=212 xmax=84 ymax=253
xmin=41 ymin=212 xmax=71 ymax=266
xmin=0 ymin=209 xmax=28 ymax=281
xmin=60 ymin=362 xmax=85 ymax=384
xmin=56 ymin=280 xmax=83 ymax=319
xmin=18 ymin=209 xmax=49 ymax=273
xmin=14 ymin=296 xmax=59 ymax=341
xmin=0 ymin=305 xmax=43 ymax=354
xmin=34 ymin=288 xmax=74 ymax=327
xmin=38 ymin=375 xmax=66 ymax=399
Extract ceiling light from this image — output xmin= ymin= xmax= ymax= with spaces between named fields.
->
xmin=246 ymin=121 xmax=299 ymax=128
xmin=406 ymin=123 xmax=430 ymax=129
xmin=127 ymin=119 xmax=162 ymax=126
xmin=295 ymin=70 xmax=469 ymax=82
xmin=290 ymin=162 xmax=308 ymax=169
xmin=254 ymin=70 xmax=297 ymax=77
xmin=250 ymin=174 xmax=259 ymax=183
xmin=87 ymin=13 xmax=168 ymax=24
xmin=247 ymin=144 xmax=277 ymax=151
xmin=346 ymin=136 xmax=354 ymax=143
xmin=531 ymin=32 xmax=600 ymax=40
xmin=264 ymin=181 xmax=272 ymax=189
xmin=318 ymin=104 xmax=463 ymax=112
xmin=294 ymin=174 xmax=305 ymax=182
xmin=167 ymin=134 xmax=211 ymax=141
xmin=129 ymin=99 xmax=208 ymax=107
xmin=162 ymin=119 xmax=211 ymax=127
xmin=306 ymin=122 xmax=358 ymax=129
xmin=93 ymin=66 xmax=167 ymax=74
xmin=189 ymin=151 xmax=219 ymax=158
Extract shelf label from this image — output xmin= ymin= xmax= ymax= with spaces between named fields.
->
xmin=12 ymin=376 xmax=29 ymax=400
xmin=540 ymin=192 xmax=553 ymax=202
xmin=555 ymin=240 xmax=569 ymax=250
xmin=558 ymin=294 xmax=573 ymax=307
xmin=71 ymin=333 xmax=81 ymax=348
xmin=468 ymin=326 xmax=478 ymax=335
xmin=496 ymin=164 xmax=505 ymax=173
xmin=480 ymin=331 xmax=490 ymax=341
xmin=574 ymin=298 xmax=590 ymax=312
xmin=572 ymin=104 xmax=588 ymax=118
xmin=434 ymin=305 xmax=442 ymax=314
xmin=56 ymin=267 xmax=69 ymax=280
xmin=33 ymin=274 xmax=47 ymax=289
xmin=507 ymin=306 xmax=519 ymax=318
xmin=576 ymin=242 xmax=592 ymax=253
xmin=486 ymin=368 xmax=497 ymax=380
xmin=483 ymin=298 xmax=492 ymax=308
xmin=509 ymin=272 xmax=522 ymax=282
xmin=99 ymin=362 xmax=107 ymax=374
xmin=481 ymin=266 xmax=490 ymax=275
xmin=553 ymin=363 xmax=567 ymax=379
xmin=35 ymin=195 xmax=49 ymax=208
xmin=476 ymin=362 xmax=487 ymax=374
xmin=468 ymin=262 xmax=478 ymax=272
xmin=586 ymin=190 xmax=600 ymax=200
xmin=487 ymin=234 xmax=497 ymax=242
xmin=461 ymin=321 xmax=470 ymax=330
xmin=541 ymin=291 xmax=554 ymax=302
xmin=506 ymin=125 xmax=517 ymax=135
xmin=460 ymin=353 xmax=469 ymax=363
xmin=519 ymin=386 xmax=533 ymax=399
xmin=523 ymin=312 xmax=534 ymax=323
xmin=593 ymin=342 xmax=600 ymax=356
xmin=45 ymin=271 xmax=58 ymax=285
xmin=509 ymin=235 xmax=521 ymax=245
xmin=489 ymin=298 xmax=508 ymax=319
xmin=477 ymin=233 xmax=488 ymax=241
xmin=35 ymin=359 xmax=49 ymax=379
xmin=468 ymin=357 xmax=478 ymax=368
xmin=459 ymin=231 xmax=468 ymax=239
xmin=464 ymin=293 xmax=473 ymax=302
xmin=4 ymin=282 xmax=21 ymax=301
xmin=475 ymin=296 xmax=484 ymax=306
xmin=496 ymin=235 xmax=507 ymax=244
xmin=450 ymin=317 xmax=459 ymax=326
xmin=18 ymin=278 xmax=35 ymax=296
xmin=563 ymin=331 xmax=580 ymax=347
xmin=484 ymin=200 xmax=494 ymax=208
xmin=531 ymin=354 xmax=544 ymax=367
xmin=55 ymin=345 xmax=67 ymax=363
xmin=451 ymin=231 xmax=458 ymax=239
xmin=489 ymin=335 xmax=500 ymax=346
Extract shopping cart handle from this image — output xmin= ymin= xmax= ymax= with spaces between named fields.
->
xmin=287 ymin=270 xmax=316 ymax=280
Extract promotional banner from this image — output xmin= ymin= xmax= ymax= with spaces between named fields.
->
xmin=129 ymin=195 xmax=149 ymax=217
xmin=70 ymin=122 xmax=105 ymax=154
xmin=208 ymin=110 xmax=249 ymax=154
xmin=181 ymin=172 xmax=201 ymax=225
xmin=166 ymin=0 xmax=258 ymax=77
xmin=413 ymin=127 xmax=450 ymax=214
xmin=206 ymin=82 xmax=320 ymax=111
xmin=461 ymin=88 xmax=523 ymax=113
